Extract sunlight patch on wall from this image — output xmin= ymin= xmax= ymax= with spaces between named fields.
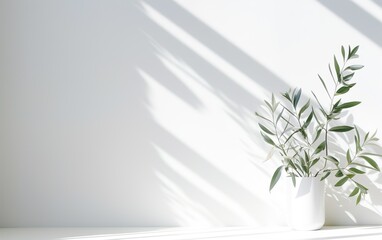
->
xmin=140 ymin=1 xmax=269 ymax=101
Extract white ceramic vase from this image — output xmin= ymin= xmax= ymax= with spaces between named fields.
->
xmin=287 ymin=177 xmax=326 ymax=231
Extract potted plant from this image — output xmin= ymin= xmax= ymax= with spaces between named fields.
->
xmin=256 ymin=46 xmax=381 ymax=230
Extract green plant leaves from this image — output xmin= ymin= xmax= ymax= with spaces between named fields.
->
xmin=329 ymin=126 xmax=354 ymax=132
xmin=349 ymin=168 xmax=365 ymax=174
xmin=350 ymin=162 xmax=375 ymax=171
xmin=293 ymin=88 xmax=302 ymax=109
xmin=349 ymin=187 xmax=359 ymax=197
xmin=269 ymin=166 xmax=284 ymax=192
xmin=261 ymin=133 xmax=275 ymax=146
xmin=314 ymin=141 xmax=326 ymax=154
xmin=334 ymin=55 xmax=341 ymax=82
xmin=302 ymin=110 xmax=314 ymax=128
xmin=359 ymin=156 xmax=380 ymax=171
xmin=299 ymin=100 xmax=310 ymax=118
xmin=336 ymin=101 xmax=361 ymax=110
xmin=349 ymin=45 xmax=359 ymax=59
xmin=335 ymin=170 xmax=344 ymax=177
xmin=336 ymin=86 xmax=350 ymax=95
xmin=320 ymin=171 xmax=330 ymax=181
xmin=335 ymin=177 xmax=349 ymax=187
xmin=343 ymin=72 xmax=355 ymax=81
xmin=282 ymin=90 xmax=292 ymax=102
xmin=259 ymin=123 xmax=275 ymax=135
xmin=346 ymin=149 xmax=352 ymax=164
xmin=256 ymin=45 xmax=378 ymax=198
xmin=347 ymin=65 xmax=364 ymax=70
xmin=356 ymin=193 xmax=362 ymax=205
xmin=327 ymin=156 xmax=339 ymax=165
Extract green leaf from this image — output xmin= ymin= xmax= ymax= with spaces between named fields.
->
xmin=343 ymin=72 xmax=355 ymax=81
xmin=314 ymin=141 xmax=326 ymax=154
xmin=361 ymin=152 xmax=382 ymax=158
xmin=327 ymin=156 xmax=339 ymax=165
xmin=270 ymin=166 xmax=284 ymax=192
xmin=356 ymin=193 xmax=362 ymax=205
xmin=276 ymin=108 xmax=284 ymax=124
xmin=350 ymin=162 xmax=375 ymax=171
xmin=336 ymin=101 xmax=361 ymax=110
xmin=335 ymin=170 xmax=344 ymax=177
xmin=346 ymin=149 xmax=352 ymax=164
xmin=293 ymin=88 xmax=302 ymax=109
xmin=313 ymin=129 xmax=322 ymax=144
xmin=299 ymin=100 xmax=310 ymax=118
xmin=264 ymin=100 xmax=273 ymax=111
xmin=349 ymin=167 xmax=365 ymax=174
xmin=334 ymin=55 xmax=341 ymax=82
xmin=302 ymin=164 xmax=309 ymax=174
xmin=261 ymin=133 xmax=275 ymax=146
xmin=349 ymin=187 xmax=359 ymax=197
xmin=364 ymin=132 xmax=370 ymax=143
xmin=359 ymin=156 xmax=380 ymax=171
xmin=304 ymin=150 xmax=310 ymax=163
xmin=329 ymin=126 xmax=354 ymax=132
xmin=282 ymin=91 xmax=292 ymax=102
xmin=347 ymin=173 xmax=356 ymax=179
xmin=350 ymin=54 xmax=359 ymax=59
xmin=347 ymin=65 xmax=364 ymax=71
xmin=336 ymin=86 xmax=351 ymax=95
xmin=259 ymin=123 xmax=275 ymax=135
xmin=335 ymin=177 xmax=349 ymax=187
xmin=320 ymin=171 xmax=330 ymax=181
xmin=333 ymin=99 xmax=341 ymax=109
xmin=349 ymin=46 xmax=359 ymax=59
xmin=355 ymin=126 xmax=362 ymax=152
xmin=302 ymin=110 xmax=314 ymax=129
xmin=310 ymin=158 xmax=320 ymax=168
xmin=341 ymin=45 xmax=346 ymax=60
xmin=356 ymin=182 xmax=368 ymax=191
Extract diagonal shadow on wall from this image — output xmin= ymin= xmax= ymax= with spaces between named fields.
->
xmin=317 ymin=0 xmax=382 ymax=48
xmin=127 ymin=0 xmax=382 ymax=226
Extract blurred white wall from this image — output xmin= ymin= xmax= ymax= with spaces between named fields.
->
xmin=0 ymin=0 xmax=381 ymax=227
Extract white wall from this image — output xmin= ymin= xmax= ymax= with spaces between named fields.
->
xmin=0 ymin=0 xmax=381 ymax=227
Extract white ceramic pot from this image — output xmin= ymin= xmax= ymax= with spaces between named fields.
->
xmin=286 ymin=177 xmax=326 ymax=230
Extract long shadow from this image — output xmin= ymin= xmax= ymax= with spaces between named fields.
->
xmin=373 ymin=0 xmax=382 ymax=8
xmin=317 ymin=0 xmax=382 ymax=47
xmin=124 ymin=0 xmax=279 ymax=225
xmin=134 ymin=1 xmax=271 ymax=113
xmin=151 ymin=125 xmax=272 ymax=225
xmin=144 ymin=0 xmax=289 ymax=94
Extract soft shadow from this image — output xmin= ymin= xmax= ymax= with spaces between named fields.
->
xmin=128 ymin=0 xmax=382 ymax=226
xmin=317 ymin=0 xmax=382 ymax=47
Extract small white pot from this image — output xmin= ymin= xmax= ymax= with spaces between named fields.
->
xmin=286 ymin=177 xmax=326 ymax=230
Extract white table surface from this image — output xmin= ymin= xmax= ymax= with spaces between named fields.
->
xmin=1 ymin=226 xmax=382 ymax=240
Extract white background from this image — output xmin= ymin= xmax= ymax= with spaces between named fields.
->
xmin=0 ymin=0 xmax=382 ymax=227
